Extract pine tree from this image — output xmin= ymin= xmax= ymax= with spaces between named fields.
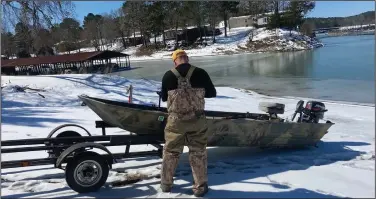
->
xmin=14 ymin=22 xmax=32 ymax=58
xmin=204 ymin=1 xmax=221 ymax=43
xmin=58 ymin=18 xmax=81 ymax=52
xmin=1 ymin=32 xmax=16 ymax=58
xmin=147 ymin=1 xmax=166 ymax=48
xmin=218 ymin=1 xmax=239 ymax=37
xmin=283 ymin=1 xmax=315 ymax=34
xmin=83 ymin=13 xmax=104 ymax=51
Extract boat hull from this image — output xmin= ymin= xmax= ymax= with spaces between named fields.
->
xmin=79 ymin=95 xmax=334 ymax=148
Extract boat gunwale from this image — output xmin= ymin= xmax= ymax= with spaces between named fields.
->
xmin=78 ymin=94 xmax=335 ymax=126
xmin=78 ymin=94 xmax=271 ymax=119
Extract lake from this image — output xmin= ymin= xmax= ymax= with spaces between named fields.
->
xmin=117 ymin=34 xmax=375 ymax=104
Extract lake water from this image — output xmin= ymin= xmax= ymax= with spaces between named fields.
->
xmin=117 ymin=34 xmax=375 ymax=104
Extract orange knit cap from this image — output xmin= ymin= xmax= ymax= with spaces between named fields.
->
xmin=171 ymin=49 xmax=187 ymax=61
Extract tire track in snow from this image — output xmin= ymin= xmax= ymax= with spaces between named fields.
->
xmin=2 ymin=147 xmax=370 ymax=196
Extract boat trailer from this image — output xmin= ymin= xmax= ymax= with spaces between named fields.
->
xmin=1 ymin=121 xmax=165 ymax=193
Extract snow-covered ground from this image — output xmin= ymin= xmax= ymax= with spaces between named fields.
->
xmin=245 ymin=28 xmax=323 ymax=52
xmin=1 ymin=74 xmax=374 ymax=198
xmin=60 ymin=27 xmax=255 ymax=61
xmin=339 ymin=23 xmax=375 ymax=30
xmin=56 ymin=27 xmax=322 ymax=62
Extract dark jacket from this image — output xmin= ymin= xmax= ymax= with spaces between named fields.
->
xmin=160 ymin=63 xmax=216 ymax=102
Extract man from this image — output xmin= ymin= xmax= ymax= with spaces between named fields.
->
xmin=159 ymin=49 xmax=216 ymax=197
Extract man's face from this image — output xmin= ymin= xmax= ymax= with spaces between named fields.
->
xmin=174 ymin=55 xmax=189 ymax=67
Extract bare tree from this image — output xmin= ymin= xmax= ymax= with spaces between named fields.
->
xmin=300 ymin=22 xmax=315 ymax=37
xmin=240 ymin=1 xmax=271 ymax=16
xmin=111 ymin=9 xmax=128 ymax=49
xmin=2 ymin=1 xmax=74 ymax=29
xmin=164 ymin=1 xmax=184 ymax=48
xmin=101 ymin=14 xmax=118 ymax=49
xmin=122 ymin=1 xmax=145 ymax=47
xmin=205 ymin=1 xmax=221 ymax=43
xmin=32 ymin=27 xmax=55 ymax=56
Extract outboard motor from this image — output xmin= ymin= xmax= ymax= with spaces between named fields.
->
xmin=300 ymin=101 xmax=327 ymax=123
xmin=292 ymin=100 xmax=328 ymax=123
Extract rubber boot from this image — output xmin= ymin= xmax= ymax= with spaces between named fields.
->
xmin=193 ymin=183 xmax=208 ymax=197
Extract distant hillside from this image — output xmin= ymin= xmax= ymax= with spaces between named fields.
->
xmin=305 ymin=11 xmax=375 ymax=29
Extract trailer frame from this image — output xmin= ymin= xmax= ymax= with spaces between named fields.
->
xmin=1 ymin=120 xmax=165 ymax=193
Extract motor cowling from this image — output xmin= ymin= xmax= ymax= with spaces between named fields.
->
xmin=300 ymin=101 xmax=327 ymax=123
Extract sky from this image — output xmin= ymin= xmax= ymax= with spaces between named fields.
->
xmin=72 ymin=1 xmax=375 ymax=24
xmin=306 ymin=1 xmax=375 ymax=18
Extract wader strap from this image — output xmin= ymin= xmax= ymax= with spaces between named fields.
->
xmin=171 ymin=65 xmax=196 ymax=80
xmin=186 ymin=65 xmax=196 ymax=80
xmin=171 ymin=68 xmax=181 ymax=78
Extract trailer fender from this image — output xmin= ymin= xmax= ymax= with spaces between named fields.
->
xmin=47 ymin=124 xmax=92 ymax=138
xmin=55 ymin=142 xmax=114 ymax=169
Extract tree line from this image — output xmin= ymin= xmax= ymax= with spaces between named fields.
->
xmin=305 ymin=11 xmax=375 ymax=29
xmin=1 ymin=1 xmax=316 ymax=59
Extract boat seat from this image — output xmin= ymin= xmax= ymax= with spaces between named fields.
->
xmin=258 ymin=102 xmax=285 ymax=115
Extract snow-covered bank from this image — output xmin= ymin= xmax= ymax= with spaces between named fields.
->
xmin=244 ymin=28 xmax=323 ymax=52
xmin=58 ymin=27 xmax=322 ymax=61
xmin=1 ymin=74 xmax=374 ymax=198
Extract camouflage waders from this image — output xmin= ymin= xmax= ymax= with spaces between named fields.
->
xmin=161 ymin=66 xmax=209 ymax=196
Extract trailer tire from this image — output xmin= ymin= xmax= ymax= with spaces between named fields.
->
xmin=65 ymin=151 xmax=109 ymax=193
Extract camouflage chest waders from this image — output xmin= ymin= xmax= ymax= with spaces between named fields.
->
xmin=161 ymin=66 xmax=209 ymax=195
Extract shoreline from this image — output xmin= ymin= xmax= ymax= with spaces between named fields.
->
xmin=239 ymin=88 xmax=375 ymax=108
xmin=126 ymin=33 xmax=374 ymax=62
xmin=2 ymin=74 xmax=373 ymax=108
xmin=128 ymin=50 xmax=267 ymax=62
xmin=127 ymin=44 xmax=322 ymax=62
xmin=127 ymin=43 xmax=323 ymax=62
xmin=54 ymin=27 xmax=325 ymax=62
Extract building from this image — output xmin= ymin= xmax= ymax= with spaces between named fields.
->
xmin=256 ymin=16 xmax=269 ymax=26
xmin=228 ymin=15 xmax=255 ymax=29
xmin=228 ymin=11 xmax=286 ymax=29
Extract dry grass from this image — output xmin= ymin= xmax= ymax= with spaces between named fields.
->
xmin=223 ymin=50 xmax=235 ymax=55
xmin=135 ymin=45 xmax=163 ymax=57
xmin=110 ymin=173 xmax=151 ymax=187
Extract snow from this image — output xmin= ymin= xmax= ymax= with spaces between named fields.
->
xmin=121 ymin=27 xmax=256 ymax=61
xmin=1 ymin=74 xmax=374 ymax=198
xmin=248 ymin=28 xmax=323 ymax=52
xmin=53 ymin=26 xmax=321 ymax=62
xmin=339 ymin=24 xmax=375 ymax=30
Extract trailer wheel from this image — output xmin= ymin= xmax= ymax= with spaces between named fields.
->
xmin=65 ymin=152 xmax=109 ymax=193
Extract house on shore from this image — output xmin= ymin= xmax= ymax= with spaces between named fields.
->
xmin=163 ymin=26 xmax=221 ymax=46
xmin=228 ymin=15 xmax=255 ymax=29
xmin=228 ymin=11 xmax=286 ymax=29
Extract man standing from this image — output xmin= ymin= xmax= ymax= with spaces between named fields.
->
xmin=159 ymin=49 xmax=216 ymax=197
